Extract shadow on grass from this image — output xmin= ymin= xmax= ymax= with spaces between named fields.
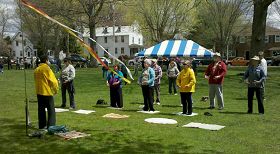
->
xmin=129 ymin=102 xmax=143 ymax=105
xmin=235 ymin=97 xmax=247 ymax=100
xmin=159 ymin=112 xmax=178 ymax=116
xmin=161 ymin=104 xmax=181 ymax=108
xmin=193 ymin=106 xmax=209 ymax=110
xmin=121 ymin=109 xmax=140 ymax=113
xmin=92 ymin=105 xmax=109 ymax=108
xmin=0 ymin=118 xmax=196 ymax=153
xmin=219 ymin=111 xmax=249 ymax=115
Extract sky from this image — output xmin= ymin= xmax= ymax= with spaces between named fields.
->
xmin=1 ymin=0 xmax=280 ymax=36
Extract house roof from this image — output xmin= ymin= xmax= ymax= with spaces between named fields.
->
xmin=11 ymin=31 xmax=30 ymax=41
xmin=268 ymin=46 xmax=280 ymax=51
xmin=237 ymin=25 xmax=280 ymax=36
xmin=83 ymin=23 xmax=142 ymax=37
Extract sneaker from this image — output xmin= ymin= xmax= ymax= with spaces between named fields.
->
xmin=218 ymin=107 xmax=224 ymax=110
xmin=69 ymin=107 xmax=75 ymax=110
xmin=186 ymin=113 xmax=192 ymax=115
xmin=174 ymin=93 xmax=178 ymax=95
xmin=207 ymin=106 xmax=215 ymax=109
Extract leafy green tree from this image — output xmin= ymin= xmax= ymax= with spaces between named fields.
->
xmin=133 ymin=0 xmax=200 ymax=45
xmin=193 ymin=0 xmax=250 ymax=55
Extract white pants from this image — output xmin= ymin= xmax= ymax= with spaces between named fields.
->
xmin=209 ymin=84 xmax=224 ymax=108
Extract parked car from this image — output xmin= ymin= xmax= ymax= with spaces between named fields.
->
xmin=266 ymin=57 xmax=272 ymax=66
xmin=128 ymin=56 xmax=144 ymax=66
xmin=98 ymin=57 xmax=111 ymax=65
xmin=193 ymin=58 xmax=213 ymax=65
xmin=68 ymin=54 xmax=89 ymax=68
xmin=227 ymin=57 xmax=249 ymax=66
xmin=272 ymin=55 xmax=280 ymax=66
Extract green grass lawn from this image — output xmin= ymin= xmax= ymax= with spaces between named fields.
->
xmin=0 ymin=66 xmax=280 ymax=153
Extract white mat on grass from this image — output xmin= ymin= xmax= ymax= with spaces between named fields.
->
xmin=107 ymin=107 xmax=123 ymax=110
xmin=102 ymin=113 xmax=129 ymax=119
xmin=176 ymin=112 xmax=198 ymax=116
xmin=137 ymin=110 xmax=160 ymax=114
xmin=45 ymin=108 xmax=69 ymax=112
xmin=145 ymin=118 xmax=177 ymax=124
xmin=56 ymin=131 xmax=90 ymax=140
xmin=182 ymin=122 xmax=225 ymax=131
xmin=72 ymin=109 xmax=96 ymax=114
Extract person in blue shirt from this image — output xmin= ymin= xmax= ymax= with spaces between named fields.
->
xmin=138 ymin=59 xmax=155 ymax=111
xmin=106 ymin=65 xmax=124 ymax=108
xmin=244 ymin=56 xmax=266 ymax=114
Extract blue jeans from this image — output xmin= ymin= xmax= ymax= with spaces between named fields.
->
xmin=168 ymin=77 xmax=177 ymax=94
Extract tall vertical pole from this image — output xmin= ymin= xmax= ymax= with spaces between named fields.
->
xmin=67 ymin=33 xmax=70 ymax=56
xmin=111 ymin=0 xmax=116 ymax=64
xmin=19 ymin=0 xmax=30 ymax=136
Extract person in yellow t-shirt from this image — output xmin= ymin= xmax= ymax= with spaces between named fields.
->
xmin=34 ymin=55 xmax=59 ymax=129
xmin=176 ymin=60 xmax=196 ymax=115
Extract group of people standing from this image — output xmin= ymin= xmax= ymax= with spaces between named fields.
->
xmin=137 ymin=58 xmax=197 ymax=115
xmin=33 ymin=51 xmax=267 ymax=129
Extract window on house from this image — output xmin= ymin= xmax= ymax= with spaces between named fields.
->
xmin=121 ymin=48 xmax=124 ymax=54
xmin=116 ymin=26 xmax=121 ymax=32
xmin=245 ymin=36 xmax=251 ymax=42
xmin=16 ymin=41 xmax=19 ymax=46
xmin=115 ymin=36 xmax=118 ymax=43
xmin=121 ymin=36 xmax=124 ymax=42
xmin=104 ymin=37 xmax=107 ymax=43
xmin=239 ymin=36 xmax=245 ymax=43
xmin=20 ymin=51 xmax=22 ymax=56
xmin=28 ymin=52 xmax=30 ymax=57
xmin=104 ymin=48 xmax=108 ymax=56
xmin=275 ymin=35 xmax=280 ymax=42
xmin=115 ymin=48 xmax=118 ymax=54
xmin=34 ymin=51 xmax=37 ymax=56
xmin=265 ymin=36 xmax=269 ymax=43
xmin=103 ymin=27 xmax=108 ymax=33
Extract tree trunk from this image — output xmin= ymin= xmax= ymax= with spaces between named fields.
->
xmin=250 ymin=0 xmax=275 ymax=58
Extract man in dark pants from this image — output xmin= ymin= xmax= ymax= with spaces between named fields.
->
xmin=34 ymin=55 xmax=59 ymax=129
xmin=244 ymin=56 xmax=265 ymax=114
xmin=60 ymin=58 xmax=76 ymax=109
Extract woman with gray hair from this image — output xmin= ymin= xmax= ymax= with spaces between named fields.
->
xmin=138 ymin=59 xmax=156 ymax=111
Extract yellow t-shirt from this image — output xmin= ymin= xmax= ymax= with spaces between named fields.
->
xmin=176 ymin=67 xmax=196 ymax=92
xmin=34 ymin=63 xmax=58 ymax=96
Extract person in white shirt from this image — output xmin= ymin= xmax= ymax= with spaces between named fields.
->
xmin=258 ymin=51 xmax=267 ymax=100
xmin=60 ymin=58 xmax=76 ymax=109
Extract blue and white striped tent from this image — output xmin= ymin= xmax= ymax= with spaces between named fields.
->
xmin=138 ymin=40 xmax=214 ymax=57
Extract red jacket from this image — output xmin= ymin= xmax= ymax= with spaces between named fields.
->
xmin=205 ymin=61 xmax=227 ymax=84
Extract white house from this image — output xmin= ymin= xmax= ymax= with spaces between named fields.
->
xmin=83 ymin=22 xmax=144 ymax=58
xmin=11 ymin=31 xmax=37 ymax=60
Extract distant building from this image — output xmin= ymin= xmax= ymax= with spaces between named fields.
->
xmin=234 ymin=25 xmax=280 ymax=59
xmin=11 ymin=31 xmax=37 ymax=60
xmin=83 ymin=22 xmax=144 ymax=58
